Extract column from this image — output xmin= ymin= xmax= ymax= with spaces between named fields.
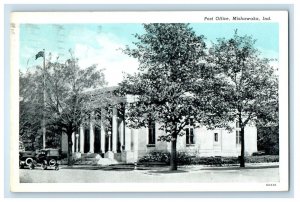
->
xmin=124 ymin=126 xmax=131 ymax=151
xmin=112 ymin=107 xmax=118 ymax=152
xmin=100 ymin=116 xmax=105 ymax=153
xmin=75 ymin=134 xmax=79 ymax=152
xmin=79 ymin=125 xmax=84 ymax=153
xmin=133 ymin=129 xmax=139 ymax=161
xmin=71 ymin=132 xmax=75 ymax=153
xmin=89 ymin=122 xmax=95 ymax=153
xmin=108 ymin=131 xmax=112 ymax=151
xmin=120 ymin=119 xmax=124 ymax=151
xmin=124 ymin=107 xmax=131 ymax=151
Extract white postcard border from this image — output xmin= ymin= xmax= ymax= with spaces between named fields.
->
xmin=10 ymin=11 xmax=289 ymax=192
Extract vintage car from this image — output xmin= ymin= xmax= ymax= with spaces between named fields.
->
xmin=19 ymin=149 xmax=61 ymax=170
xmin=19 ymin=150 xmax=36 ymax=169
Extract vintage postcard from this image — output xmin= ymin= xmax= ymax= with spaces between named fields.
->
xmin=10 ymin=11 xmax=288 ymax=192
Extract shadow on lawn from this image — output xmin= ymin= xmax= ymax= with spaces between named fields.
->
xmin=60 ymin=163 xmax=278 ymax=172
xmin=61 ymin=164 xmax=154 ymax=171
xmin=148 ymin=170 xmax=188 ymax=174
xmin=200 ymin=165 xmax=279 ymax=170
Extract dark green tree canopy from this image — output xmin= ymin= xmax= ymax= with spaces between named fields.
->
xmin=19 ymin=70 xmax=44 ymax=150
xmin=20 ymin=51 xmax=109 ymax=164
xmin=44 ymin=56 xmax=107 ymax=133
xmin=119 ymin=23 xmax=210 ymax=141
xmin=206 ymin=31 xmax=278 ymax=129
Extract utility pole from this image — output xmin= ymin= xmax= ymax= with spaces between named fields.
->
xmin=35 ymin=49 xmax=47 ymax=149
xmin=42 ymin=49 xmax=46 ymax=149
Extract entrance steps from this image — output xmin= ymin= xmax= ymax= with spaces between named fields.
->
xmin=74 ymin=153 xmax=120 ymax=165
xmin=97 ymin=158 xmax=119 ymax=165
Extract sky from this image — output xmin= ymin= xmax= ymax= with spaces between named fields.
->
xmin=19 ymin=23 xmax=279 ymax=86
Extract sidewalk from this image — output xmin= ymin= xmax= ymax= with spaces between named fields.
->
xmin=59 ymin=162 xmax=279 ymax=171
xmin=181 ymin=162 xmax=279 ymax=171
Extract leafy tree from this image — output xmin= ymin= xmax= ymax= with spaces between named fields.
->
xmin=41 ymin=51 xmax=107 ymax=165
xmin=20 ymin=51 xmax=112 ymax=164
xmin=257 ymin=125 xmax=279 ymax=155
xmin=20 ymin=67 xmax=74 ymax=151
xmin=19 ymin=70 xmax=44 ymax=151
xmin=118 ymin=23 xmax=209 ymax=170
xmin=206 ymin=30 xmax=278 ymax=167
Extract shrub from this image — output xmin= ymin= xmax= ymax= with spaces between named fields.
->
xmin=252 ymin=151 xmax=266 ymax=156
xmin=138 ymin=151 xmax=279 ymax=166
xmin=245 ymin=155 xmax=279 ymax=163
xmin=138 ymin=151 xmax=195 ymax=165
xmin=192 ymin=156 xmax=224 ymax=166
xmin=138 ymin=151 xmax=170 ymax=164
xmin=257 ymin=125 xmax=279 ymax=155
xmin=219 ymin=157 xmax=239 ymax=165
xmin=177 ymin=151 xmax=194 ymax=165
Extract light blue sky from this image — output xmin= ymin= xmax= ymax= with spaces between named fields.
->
xmin=20 ymin=23 xmax=279 ymax=85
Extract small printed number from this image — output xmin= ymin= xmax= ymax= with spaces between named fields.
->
xmin=266 ymin=184 xmax=277 ymax=186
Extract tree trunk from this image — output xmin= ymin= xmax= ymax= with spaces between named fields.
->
xmin=170 ymin=133 xmax=178 ymax=171
xmin=67 ymin=131 xmax=73 ymax=166
xmin=240 ymin=126 xmax=245 ymax=167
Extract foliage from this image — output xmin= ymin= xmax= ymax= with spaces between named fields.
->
xmin=246 ymin=155 xmax=279 ymax=163
xmin=138 ymin=151 xmax=279 ymax=166
xmin=20 ymin=50 xmax=108 ymax=165
xmin=138 ymin=151 xmax=170 ymax=164
xmin=119 ymin=23 xmax=208 ymax=137
xmin=257 ymin=125 xmax=279 ymax=155
xmin=20 ymin=67 xmax=72 ymax=150
xmin=45 ymin=57 xmax=104 ymax=130
xmin=138 ymin=151 xmax=193 ymax=165
xmin=205 ymin=30 xmax=279 ymax=167
xmin=19 ymin=70 xmax=44 ymax=151
xmin=118 ymin=23 xmax=209 ymax=170
xmin=119 ymin=24 xmax=278 ymax=169
xmin=206 ymin=30 xmax=278 ymax=128
xmin=43 ymin=51 xmax=107 ymax=165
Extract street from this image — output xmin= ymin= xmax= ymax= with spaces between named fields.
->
xmin=19 ymin=165 xmax=279 ymax=183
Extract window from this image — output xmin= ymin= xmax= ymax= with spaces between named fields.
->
xmin=186 ymin=119 xmax=194 ymax=145
xmin=214 ymin=133 xmax=218 ymax=142
xmin=236 ymin=122 xmax=241 ymax=144
xmin=148 ymin=121 xmax=156 ymax=145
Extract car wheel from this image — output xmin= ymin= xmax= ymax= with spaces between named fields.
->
xmin=41 ymin=163 xmax=47 ymax=170
xmin=25 ymin=158 xmax=34 ymax=166
xmin=49 ymin=159 xmax=57 ymax=166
